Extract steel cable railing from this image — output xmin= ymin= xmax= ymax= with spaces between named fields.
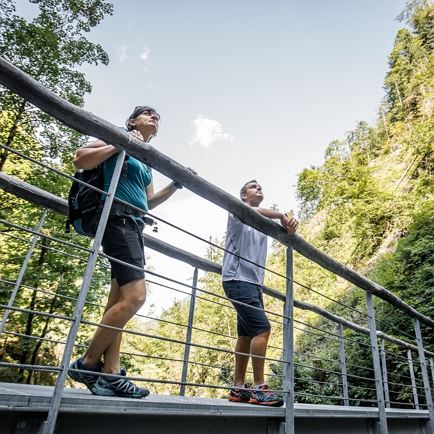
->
xmin=1 ymin=277 xmax=288 ymax=358
xmin=1 ymin=255 xmax=287 ymax=359
xmin=0 ymin=214 xmax=288 ymax=326
xmin=0 ymin=218 xmax=93 ymax=254
xmin=294 ymin=280 xmax=370 ymax=319
xmin=1 ymin=141 xmax=375 ymax=323
xmin=0 ymin=359 xmax=287 ymax=395
xmin=0 ymin=302 xmax=287 ymax=367
xmin=0 ymin=203 xmax=429 ymax=428
xmin=1 ymin=198 xmax=432 ymax=422
xmin=1 ymin=199 xmax=432 ymax=407
xmin=0 ymin=329 xmax=284 ymax=382
xmin=1 ymin=148 xmax=428 ymax=352
xmin=0 ymin=279 xmax=190 ymax=330
xmin=1 ymin=276 xmax=287 ymax=356
xmin=0 ymin=231 xmax=90 ymax=262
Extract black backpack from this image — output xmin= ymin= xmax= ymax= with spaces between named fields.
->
xmin=67 ymin=165 xmax=105 ymax=237
xmin=67 ymin=158 xmax=156 ymax=237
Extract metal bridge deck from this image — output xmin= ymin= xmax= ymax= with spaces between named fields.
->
xmin=0 ymin=382 xmax=430 ymax=434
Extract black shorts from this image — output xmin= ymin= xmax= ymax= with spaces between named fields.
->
xmin=222 ymin=280 xmax=271 ymax=337
xmin=101 ymin=216 xmax=145 ymax=287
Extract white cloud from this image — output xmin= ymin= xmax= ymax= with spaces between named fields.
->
xmin=139 ymin=47 xmax=151 ymax=69
xmin=116 ymin=44 xmax=128 ymax=63
xmin=190 ymin=114 xmax=234 ymax=147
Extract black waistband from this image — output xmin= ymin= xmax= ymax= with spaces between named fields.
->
xmin=111 ymin=201 xmax=145 ymax=217
xmin=110 ymin=202 xmax=154 ymax=226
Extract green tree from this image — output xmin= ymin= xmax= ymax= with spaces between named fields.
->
xmin=0 ymin=0 xmax=113 ymax=384
xmin=0 ymin=0 xmax=112 ymax=170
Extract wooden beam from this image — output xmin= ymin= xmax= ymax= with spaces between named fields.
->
xmin=0 ymin=171 xmax=68 ymax=215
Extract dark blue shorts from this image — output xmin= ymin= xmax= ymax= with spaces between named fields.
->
xmin=101 ymin=216 xmax=145 ymax=287
xmin=222 ymin=280 xmax=271 ymax=337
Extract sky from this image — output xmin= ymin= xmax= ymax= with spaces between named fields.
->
xmin=18 ymin=0 xmax=409 ymax=315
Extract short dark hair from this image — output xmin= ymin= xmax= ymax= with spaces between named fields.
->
xmin=240 ymin=179 xmax=258 ymax=201
xmin=126 ymin=105 xmax=160 ymax=131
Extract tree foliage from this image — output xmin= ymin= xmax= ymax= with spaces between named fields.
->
xmin=285 ymin=2 xmax=434 ymax=405
xmin=0 ymin=0 xmax=112 ymax=384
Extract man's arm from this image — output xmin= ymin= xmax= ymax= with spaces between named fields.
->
xmin=255 ymin=208 xmax=299 ymax=235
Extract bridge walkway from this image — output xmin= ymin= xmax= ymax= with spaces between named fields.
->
xmin=0 ymin=382 xmax=429 ymax=434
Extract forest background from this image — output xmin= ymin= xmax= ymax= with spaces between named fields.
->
xmin=0 ymin=0 xmax=433 ymax=407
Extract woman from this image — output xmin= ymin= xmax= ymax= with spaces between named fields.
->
xmin=69 ymin=106 xmax=183 ymax=398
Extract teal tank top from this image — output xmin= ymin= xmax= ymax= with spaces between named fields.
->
xmin=102 ymin=154 xmax=153 ymax=214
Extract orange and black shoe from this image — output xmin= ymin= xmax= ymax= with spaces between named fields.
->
xmin=249 ymin=384 xmax=284 ymax=407
xmin=228 ymin=385 xmax=251 ymax=403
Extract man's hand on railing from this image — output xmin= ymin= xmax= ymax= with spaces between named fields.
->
xmin=280 ymin=212 xmax=299 ymax=235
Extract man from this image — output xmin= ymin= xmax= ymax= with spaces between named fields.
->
xmin=69 ymin=106 xmax=187 ymax=399
xmin=222 ymin=180 xmax=298 ymax=406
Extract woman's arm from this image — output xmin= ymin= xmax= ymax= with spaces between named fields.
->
xmin=74 ymin=140 xmax=119 ymax=170
xmin=146 ymin=167 xmax=197 ymax=210
xmin=146 ymin=181 xmax=179 ymax=210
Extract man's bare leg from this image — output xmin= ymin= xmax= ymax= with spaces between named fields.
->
xmin=249 ymin=329 xmax=283 ymax=406
xmin=250 ymin=329 xmax=270 ymax=385
xmin=234 ymin=336 xmax=252 ymax=386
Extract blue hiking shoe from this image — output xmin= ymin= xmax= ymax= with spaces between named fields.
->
xmin=228 ymin=385 xmax=251 ymax=403
xmin=250 ymin=384 xmax=284 ymax=407
xmin=91 ymin=369 xmax=150 ymax=399
xmin=68 ymin=358 xmax=102 ymax=390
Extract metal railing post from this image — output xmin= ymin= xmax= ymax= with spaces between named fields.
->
xmin=414 ymin=319 xmax=434 ymax=434
xmin=407 ymin=349 xmax=420 ymax=409
xmin=430 ymin=358 xmax=434 ymax=392
xmin=180 ymin=267 xmax=198 ymax=396
xmin=338 ymin=323 xmax=349 ymax=406
xmin=41 ymin=151 xmax=126 ymax=434
xmin=366 ymin=292 xmax=388 ymax=434
xmin=0 ymin=209 xmax=48 ymax=335
xmin=283 ymin=246 xmax=294 ymax=434
xmin=380 ymin=339 xmax=390 ymax=408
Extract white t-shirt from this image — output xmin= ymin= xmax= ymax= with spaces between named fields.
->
xmin=222 ymin=213 xmax=267 ymax=285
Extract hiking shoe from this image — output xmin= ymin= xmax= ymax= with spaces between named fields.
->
xmin=249 ymin=384 xmax=284 ymax=407
xmin=88 ymin=368 xmax=126 ymax=397
xmin=68 ymin=358 xmax=102 ymax=390
xmin=91 ymin=370 xmax=150 ymax=399
xmin=228 ymin=385 xmax=251 ymax=403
